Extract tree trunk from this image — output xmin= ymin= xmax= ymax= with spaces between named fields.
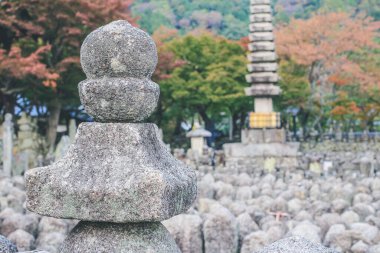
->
xmin=229 ymin=114 xmax=233 ymax=141
xmin=197 ymin=108 xmax=215 ymax=145
xmin=47 ymin=100 xmax=62 ymax=153
xmin=2 ymin=93 xmax=15 ymax=115
xmin=232 ymin=113 xmax=239 ymax=137
xmin=198 ymin=109 xmax=215 ymax=132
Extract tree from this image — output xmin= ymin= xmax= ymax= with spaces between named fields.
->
xmin=158 ymin=32 xmax=250 ymax=145
xmin=0 ymin=45 xmax=58 ymax=114
xmin=276 ymin=12 xmax=380 ymax=132
xmin=132 ymin=0 xmax=250 ymax=40
xmin=0 ymin=0 xmax=135 ymax=151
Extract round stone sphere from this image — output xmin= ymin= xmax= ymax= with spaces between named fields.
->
xmin=79 ymin=78 xmax=160 ymax=122
xmin=80 ymin=20 xmax=158 ymax=79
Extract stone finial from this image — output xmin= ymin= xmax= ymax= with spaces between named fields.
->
xmin=79 ymin=20 xmax=160 ymax=123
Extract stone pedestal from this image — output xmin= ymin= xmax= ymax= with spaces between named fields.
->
xmin=25 ymin=20 xmax=197 ymax=252
xmin=60 ymin=222 xmax=179 ymax=253
xmin=241 ymin=129 xmax=286 ymax=144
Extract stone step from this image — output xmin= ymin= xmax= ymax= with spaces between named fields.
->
xmin=247 ymin=63 xmax=278 ymax=72
xmin=249 ymin=32 xmax=274 ymax=42
xmin=246 ymin=72 xmax=279 ymax=83
xmin=245 ymin=84 xmax=282 ymax=96
xmin=251 ymin=0 xmax=271 ymax=5
xmin=248 ymin=42 xmax=275 ymax=52
xmin=250 ymin=5 xmax=272 ymax=14
xmin=249 ymin=23 xmax=273 ymax=32
xmin=247 ymin=52 xmax=277 ymax=62
xmin=250 ymin=14 xmax=273 ymax=22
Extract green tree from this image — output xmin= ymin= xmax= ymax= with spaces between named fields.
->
xmin=157 ymin=32 xmax=250 ymax=144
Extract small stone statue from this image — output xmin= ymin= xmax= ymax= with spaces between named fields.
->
xmin=25 ymin=20 xmax=197 ymax=252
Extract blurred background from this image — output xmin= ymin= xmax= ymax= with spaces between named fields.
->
xmin=0 ymin=0 xmax=379 ymax=154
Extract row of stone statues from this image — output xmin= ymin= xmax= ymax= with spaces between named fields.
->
xmin=1 ymin=112 xmax=77 ymax=177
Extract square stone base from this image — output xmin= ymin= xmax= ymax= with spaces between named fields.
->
xmin=241 ymin=128 xmax=286 ymax=144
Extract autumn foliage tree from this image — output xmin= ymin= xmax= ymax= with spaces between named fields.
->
xmin=275 ymin=12 xmax=380 ymax=131
xmin=0 ymin=0 xmax=135 ymax=151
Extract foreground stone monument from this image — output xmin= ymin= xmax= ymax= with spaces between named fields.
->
xmin=25 ymin=20 xmax=197 ymax=252
xmin=223 ymin=0 xmax=299 ymax=173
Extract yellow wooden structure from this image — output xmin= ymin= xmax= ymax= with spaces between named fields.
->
xmin=249 ymin=112 xmax=281 ymax=129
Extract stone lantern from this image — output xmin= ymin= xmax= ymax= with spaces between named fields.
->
xmin=186 ymin=121 xmax=212 ymax=156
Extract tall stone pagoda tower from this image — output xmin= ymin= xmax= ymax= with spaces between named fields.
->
xmin=223 ymin=0 xmax=299 ymax=174
xmin=245 ymin=0 xmax=282 ymax=134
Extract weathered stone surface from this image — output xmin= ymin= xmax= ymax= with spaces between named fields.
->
xmin=241 ymin=231 xmax=269 ymax=253
xmin=251 ymin=0 xmax=271 ymax=4
xmin=38 ymin=217 xmax=69 ymax=235
xmin=247 ymin=63 xmax=278 ymax=72
xmin=249 ymin=23 xmax=273 ymax=32
xmin=250 ymin=5 xmax=272 ymax=14
xmin=163 ymin=214 xmax=203 ymax=253
xmin=289 ymin=221 xmax=322 ymax=243
xmin=1 ymin=213 xmax=39 ymax=237
xmin=255 ymin=236 xmax=339 ymax=253
xmin=79 ymin=77 xmax=159 ymax=122
xmin=79 ymin=20 xmax=160 ymax=122
xmin=8 ymin=229 xmax=35 ymax=251
xmin=224 ymin=143 xmax=299 ymax=158
xmin=351 ymin=240 xmax=369 ymax=253
xmin=203 ymin=205 xmax=238 ymax=253
xmin=36 ymin=232 xmax=65 ymax=253
xmin=248 ymin=42 xmax=275 ymax=52
xmin=21 ymin=251 xmax=50 ymax=253
xmin=60 ymin=221 xmax=180 ymax=253
xmin=241 ymin=129 xmax=287 ymax=144
xmin=250 ymin=14 xmax=272 ymax=22
xmin=26 ymin=123 xmax=197 ymax=222
xmin=247 ymin=52 xmax=277 ymax=62
xmin=350 ymin=223 xmax=379 ymax=243
xmin=245 ymin=84 xmax=282 ymax=97
xmin=249 ymin=32 xmax=274 ymax=42
xmin=246 ymin=72 xmax=279 ymax=83
xmin=80 ymin=20 xmax=157 ymax=80
xmin=237 ymin=212 xmax=259 ymax=243
xmin=0 ymin=235 xmax=18 ymax=253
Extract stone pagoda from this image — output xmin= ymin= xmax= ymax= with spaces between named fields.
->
xmin=25 ymin=20 xmax=197 ymax=252
xmin=245 ymin=0 xmax=282 ymax=139
xmin=223 ymin=0 xmax=299 ymax=174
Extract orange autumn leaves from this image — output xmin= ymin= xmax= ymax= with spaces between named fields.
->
xmin=0 ymin=0 xmax=135 ymax=91
xmin=275 ymin=12 xmax=380 ymax=120
xmin=276 ymin=12 xmax=380 ymax=88
xmin=0 ymin=45 xmax=59 ymax=89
